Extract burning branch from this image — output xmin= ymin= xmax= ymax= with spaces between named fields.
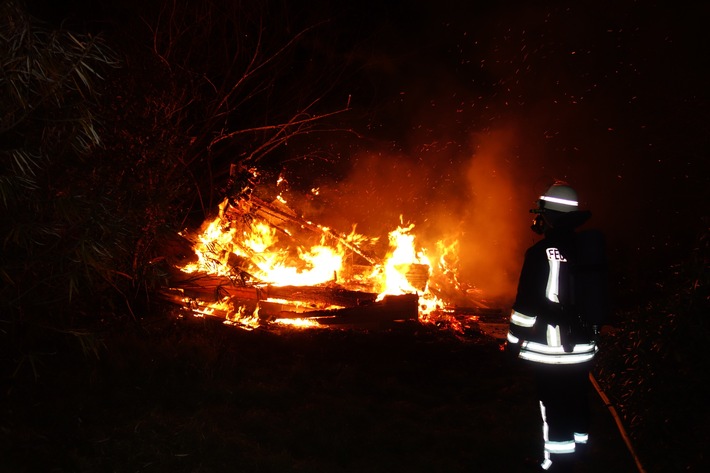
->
xmin=223 ymin=191 xmax=379 ymax=267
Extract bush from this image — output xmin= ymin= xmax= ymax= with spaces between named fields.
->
xmin=0 ymin=1 xmax=126 ymax=327
xmin=594 ymin=226 xmax=709 ymax=472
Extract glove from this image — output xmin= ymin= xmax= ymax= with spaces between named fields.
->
xmin=505 ymin=340 xmax=521 ymax=359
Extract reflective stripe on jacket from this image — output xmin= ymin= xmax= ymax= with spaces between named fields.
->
xmin=507 ymin=308 xmax=598 ymax=365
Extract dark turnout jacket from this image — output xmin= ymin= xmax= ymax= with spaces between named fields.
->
xmin=507 ymin=211 xmax=610 ymax=365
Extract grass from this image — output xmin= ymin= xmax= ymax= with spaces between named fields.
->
xmin=2 ymin=312 xmax=645 ymax=473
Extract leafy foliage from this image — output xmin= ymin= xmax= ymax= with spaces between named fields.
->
xmin=0 ymin=1 xmax=124 ymax=330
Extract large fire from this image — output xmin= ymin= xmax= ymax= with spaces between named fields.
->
xmin=170 ymin=176 xmax=493 ymax=332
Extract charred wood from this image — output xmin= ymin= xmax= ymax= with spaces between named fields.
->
xmin=263 ymin=285 xmax=378 ymax=307
xmin=259 ymin=294 xmax=419 ymax=329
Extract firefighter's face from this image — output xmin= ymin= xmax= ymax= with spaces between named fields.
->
xmin=531 ymin=214 xmax=546 ymax=234
xmin=529 ymin=202 xmax=546 ymax=234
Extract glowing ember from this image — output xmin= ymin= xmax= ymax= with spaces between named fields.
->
xmin=273 ymin=318 xmax=323 ymax=328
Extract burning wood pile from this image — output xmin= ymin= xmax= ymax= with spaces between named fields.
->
xmin=160 ymin=169 xmax=501 ymax=332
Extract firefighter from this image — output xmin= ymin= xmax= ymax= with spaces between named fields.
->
xmin=506 ymin=182 xmax=609 ymax=472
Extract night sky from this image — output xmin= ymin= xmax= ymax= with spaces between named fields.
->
xmin=319 ymin=1 xmax=709 ymax=249
xmin=26 ymin=0 xmax=709 ymax=300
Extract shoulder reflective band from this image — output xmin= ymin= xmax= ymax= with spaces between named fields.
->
xmin=539 ymin=195 xmax=578 ymax=207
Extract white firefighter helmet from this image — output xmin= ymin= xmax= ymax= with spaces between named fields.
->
xmin=539 ymin=183 xmax=578 ymax=212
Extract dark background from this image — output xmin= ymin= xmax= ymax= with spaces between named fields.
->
xmin=32 ymin=0 xmax=708 ymax=296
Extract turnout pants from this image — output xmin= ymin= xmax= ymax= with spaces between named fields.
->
xmin=532 ymin=362 xmax=592 ymax=470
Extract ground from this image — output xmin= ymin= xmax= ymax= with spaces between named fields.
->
xmin=2 ymin=313 xmax=639 ymax=473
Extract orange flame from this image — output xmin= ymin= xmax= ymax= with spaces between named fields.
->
xmin=178 ymin=197 xmax=478 ymax=329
